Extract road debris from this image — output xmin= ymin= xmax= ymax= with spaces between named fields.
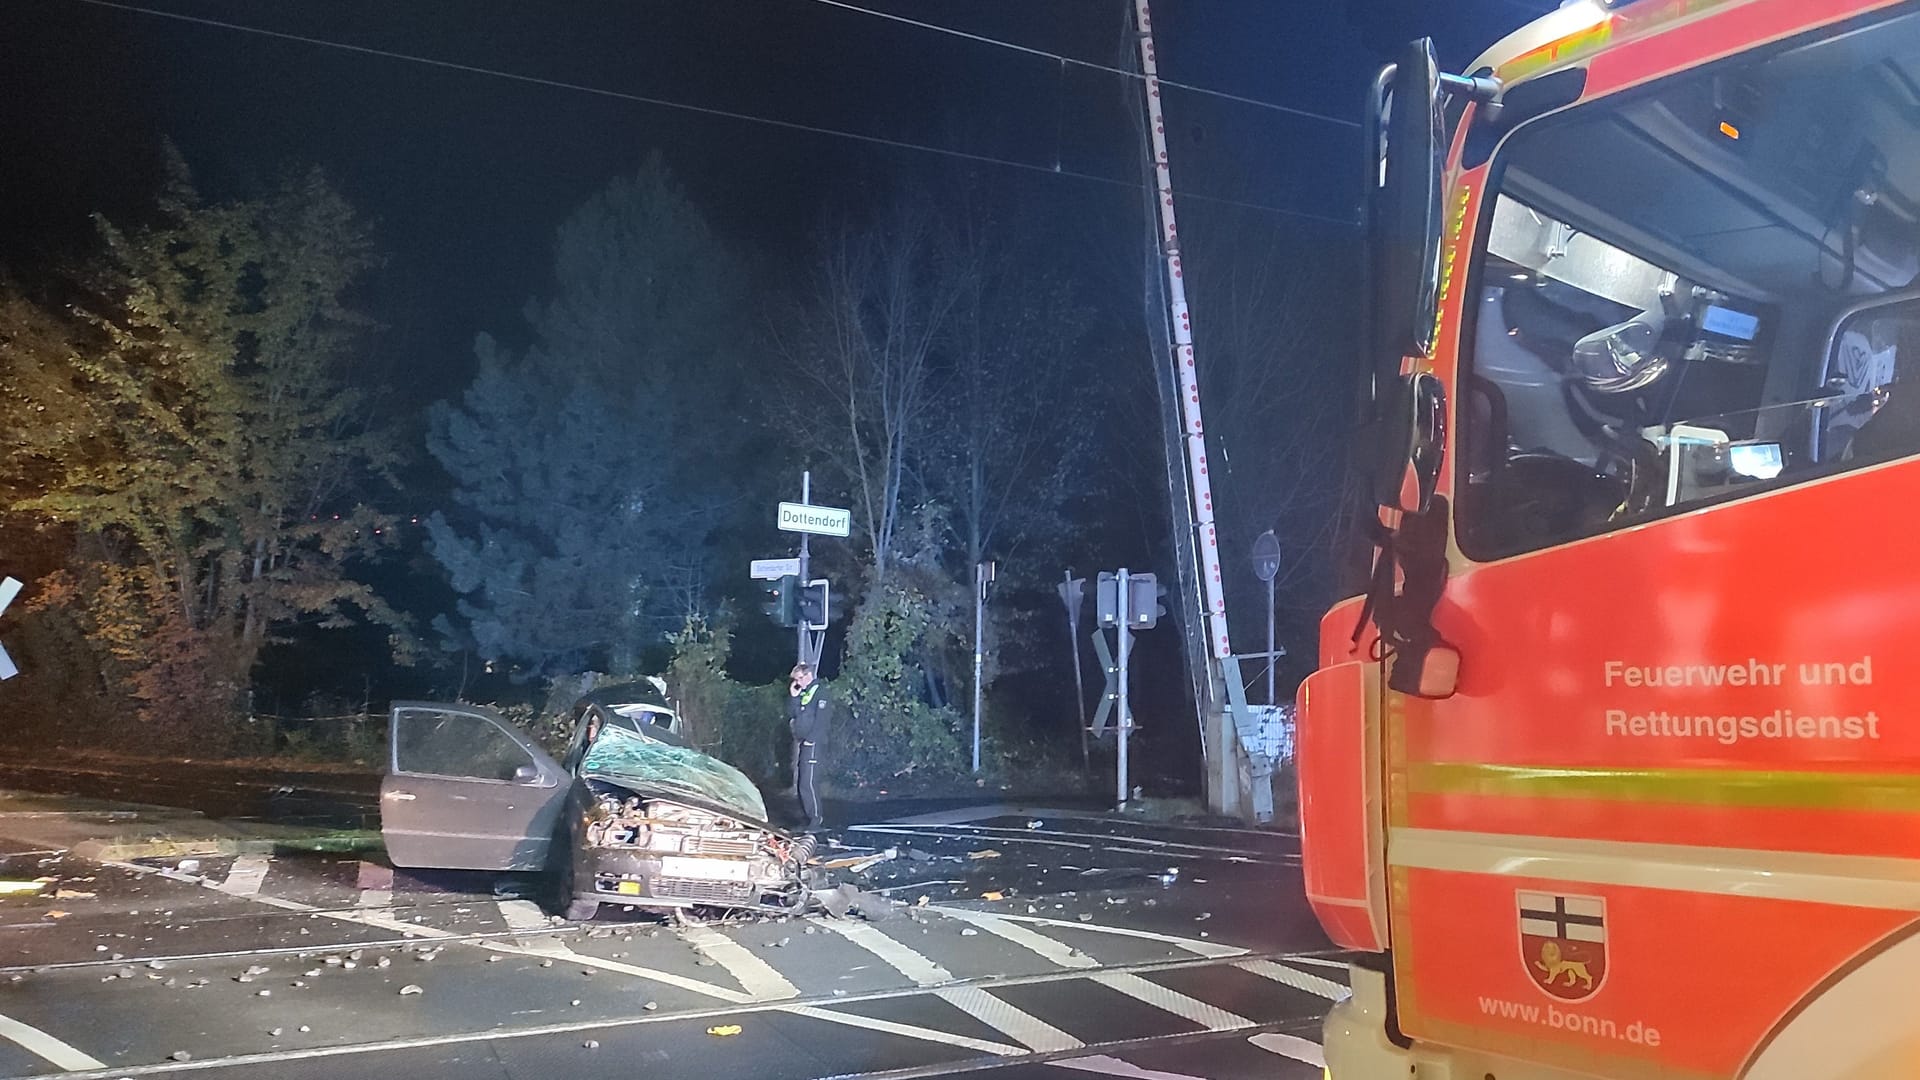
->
xmin=399 ymin=984 xmax=424 ymax=996
xmin=981 ymin=891 xmax=1004 ymax=901
xmin=967 ymin=849 xmax=1001 ymax=860
xmin=707 ymin=1025 xmax=742 ymax=1037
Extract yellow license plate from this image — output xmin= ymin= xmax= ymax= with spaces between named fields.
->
xmin=616 ymin=880 xmax=642 ymax=896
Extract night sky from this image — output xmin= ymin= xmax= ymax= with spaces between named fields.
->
xmin=5 ymin=0 xmax=1551 ymax=388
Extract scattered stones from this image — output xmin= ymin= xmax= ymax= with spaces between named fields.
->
xmin=170 ymin=1051 xmax=192 ymax=1062
xmin=256 ymin=989 xmax=271 ymax=998
xmin=643 ymin=1001 xmax=658 ymax=1011
xmin=376 ymin=957 xmax=391 ymax=969
xmin=487 ymin=956 xmax=503 ymax=963
xmin=540 ymin=959 xmax=554 ymax=968
xmin=583 ymin=1040 xmax=600 ymax=1049
xmin=299 ymin=1025 xmax=311 ymax=1033
xmin=959 ymin=928 xmax=979 ymax=937
xmin=269 ymin=1028 xmax=283 ymax=1037
xmin=570 ymin=999 xmax=582 ymax=1007
xmin=399 ymin=984 xmax=424 ymax=996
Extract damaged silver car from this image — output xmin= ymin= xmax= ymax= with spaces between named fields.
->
xmin=379 ymin=690 xmax=815 ymax=920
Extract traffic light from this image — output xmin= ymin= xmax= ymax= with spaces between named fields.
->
xmin=798 ymin=579 xmax=831 ymax=630
xmin=1095 ymin=572 xmax=1119 ymax=628
xmin=1128 ymin=573 xmax=1168 ymax=629
xmin=762 ymin=574 xmax=799 ymax=627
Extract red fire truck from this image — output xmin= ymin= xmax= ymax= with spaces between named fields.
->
xmin=1299 ymin=0 xmax=1920 ymax=1075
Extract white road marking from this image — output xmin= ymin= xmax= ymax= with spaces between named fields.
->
xmin=0 ymin=1009 xmax=105 ymax=1071
xmin=217 ymin=855 xmax=270 ymax=896
xmin=935 ymin=907 xmax=1246 ymax=959
xmin=1249 ymin=1032 xmax=1326 ymax=1067
xmin=1091 ymin=972 xmax=1252 ymax=1030
xmin=1237 ymin=959 xmax=1350 ymax=1001
xmin=473 ymin=940 xmax=751 ymax=1002
xmin=495 ymin=899 xmax=551 ymax=935
xmin=682 ymin=926 xmax=800 ymax=1001
xmin=1280 ymin=954 xmax=1349 ymax=972
xmin=1051 ymin=1054 xmax=1209 ymax=1080
xmin=935 ymin=908 xmax=1096 ymax=969
xmin=935 ymin=986 xmax=1083 ymax=1052
xmin=818 ymin=918 xmax=954 ymax=986
xmin=784 ymin=1004 xmax=1024 ymax=1056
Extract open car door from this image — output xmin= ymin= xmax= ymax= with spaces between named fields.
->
xmin=380 ymin=702 xmax=569 ymax=871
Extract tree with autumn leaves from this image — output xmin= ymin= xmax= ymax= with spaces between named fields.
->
xmin=0 ymin=151 xmax=410 ymax=746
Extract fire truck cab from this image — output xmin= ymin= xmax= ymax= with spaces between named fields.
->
xmin=1301 ymin=1 xmax=1920 ymax=1076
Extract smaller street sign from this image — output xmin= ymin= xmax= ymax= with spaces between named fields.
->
xmin=778 ymin=501 xmax=851 ymax=538
xmin=750 ymin=558 xmax=801 ymax=581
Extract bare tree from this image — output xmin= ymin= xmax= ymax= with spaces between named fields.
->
xmin=772 ymin=201 xmax=967 ymax=582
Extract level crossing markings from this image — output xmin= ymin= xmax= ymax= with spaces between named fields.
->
xmin=934 ymin=908 xmax=1098 ymax=969
xmin=682 ymin=925 xmax=801 ymax=1000
xmin=818 ymin=918 xmax=955 ymax=986
xmin=1278 ymin=954 xmax=1349 ymax=972
xmin=850 ymin=822 xmax=1278 ymax=861
xmin=1051 ymin=1054 xmax=1211 ymax=1080
xmin=354 ymin=860 xmax=392 ymax=908
xmin=1092 ymin=972 xmax=1254 ymax=1030
xmin=935 ymin=986 xmax=1084 ymax=1052
xmin=1236 ymin=959 xmax=1351 ymax=1001
xmin=0 ymin=1008 xmax=106 ymax=1072
xmin=217 ymin=854 xmax=271 ymax=896
xmin=1248 ymin=1032 xmax=1326 ymax=1067
xmin=935 ymin=907 xmax=1248 ymax=959
xmin=783 ymin=1005 xmax=1025 ymax=1056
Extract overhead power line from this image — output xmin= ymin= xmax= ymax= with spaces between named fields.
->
xmin=63 ymin=0 xmax=1358 ymax=226
xmin=800 ymin=0 xmax=1360 ymax=129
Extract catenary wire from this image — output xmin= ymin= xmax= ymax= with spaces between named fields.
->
xmin=798 ymin=0 xmax=1360 ymax=129
xmin=63 ymin=0 xmax=1359 ymax=227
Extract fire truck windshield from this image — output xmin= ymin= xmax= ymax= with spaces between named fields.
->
xmin=1458 ymin=7 xmax=1920 ymax=560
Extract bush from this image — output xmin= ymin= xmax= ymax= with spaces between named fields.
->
xmin=666 ymin=615 xmax=786 ymax=784
xmin=832 ymin=579 xmax=966 ymax=790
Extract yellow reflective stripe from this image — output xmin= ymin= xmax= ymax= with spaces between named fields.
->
xmin=1409 ymin=762 xmax=1920 ymax=813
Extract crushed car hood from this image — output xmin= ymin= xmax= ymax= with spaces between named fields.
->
xmin=579 ymin=725 xmax=770 ymax=824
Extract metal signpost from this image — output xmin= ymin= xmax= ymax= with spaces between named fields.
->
xmin=971 ymin=560 xmax=994 ymax=774
xmin=773 ymin=473 xmax=851 ymax=667
xmin=0 ymin=576 xmax=20 ymax=681
xmin=1057 ymin=573 xmax=1089 ymax=769
xmin=1251 ymin=530 xmax=1281 ymax=705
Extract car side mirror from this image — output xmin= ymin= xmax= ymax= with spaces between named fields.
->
xmin=512 ymin=763 xmax=540 ymax=784
xmin=1371 ymin=371 xmax=1447 ymax=513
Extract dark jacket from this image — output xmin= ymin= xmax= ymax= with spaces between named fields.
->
xmin=788 ymin=683 xmax=830 ymax=745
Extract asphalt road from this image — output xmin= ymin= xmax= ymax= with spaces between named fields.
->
xmin=0 ymin=802 xmax=1342 ymax=1079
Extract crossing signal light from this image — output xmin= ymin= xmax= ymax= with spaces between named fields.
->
xmin=1129 ymin=573 xmax=1168 ymax=630
xmin=762 ymin=574 xmax=799 ymax=627
xmin=798 ymin=579 xmax=839 ymax=629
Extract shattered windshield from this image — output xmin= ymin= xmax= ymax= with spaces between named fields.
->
xmin=578 ymin=725 xmax=767 ymax=822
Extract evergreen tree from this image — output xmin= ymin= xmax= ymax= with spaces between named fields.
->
xmin=426 ymin=155 xmax=753 ymax=678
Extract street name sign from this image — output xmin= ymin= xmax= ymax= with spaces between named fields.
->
xmin=777 ymin=502 xmax=851 ymax=538
xmin=750 ymin=558 xmax=801 ymax=581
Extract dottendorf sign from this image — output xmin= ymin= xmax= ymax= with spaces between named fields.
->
xmin=777 ymin=502 xmax=851 ymax=538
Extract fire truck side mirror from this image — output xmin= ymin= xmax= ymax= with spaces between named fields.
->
xmin=1372 ymin=371 xmax=1447 ymax=514
xmin=1367 ymin=37 xmax=1446 ymax=380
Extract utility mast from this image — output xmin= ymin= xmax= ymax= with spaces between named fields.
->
xmin=1130 ymin=0 xmax=1274 ymax=822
